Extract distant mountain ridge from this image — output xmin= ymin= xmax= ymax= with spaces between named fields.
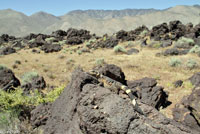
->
xmin=0 ymin=5 xmax=200 ymax=37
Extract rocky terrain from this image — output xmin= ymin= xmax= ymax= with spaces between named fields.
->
xmin=0 ymin=20 xmax=200 ymax=133
xmin=0 ymin=5 xmax=200 ymax=36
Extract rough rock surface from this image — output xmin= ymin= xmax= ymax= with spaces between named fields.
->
xmin=94 ymin=64 xmax=126 ymax=84
xmin=173 ymin=80 xmax=183 ymax=88
xmin=0 ymin=66 xmax=20 ymax=91
xmin=0 ymin=46 xmax=16 ymax=55
xmin=189 ymin=72 xmax=200 ymax=87
xmin=94 ymin=37 xmax=119 ymax=48
xmin=22 ymin=76 xmax=46 ymax=94
xmin=127 ymin=48 xmax=139 ymax=55
xmin=127 ymin=77 xmax=169 ymax=109
xmin=173 ymin=87 xmax=200 ymax=132
xmin=30 ymin=68 xmax=198 ymax=134
xmin=40 ymin=44 xmax=62 ymax=53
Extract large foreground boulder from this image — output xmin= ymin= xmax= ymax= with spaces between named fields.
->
xmin=173 ymin=87 xmax=200 ymax=132
xmin=31 ymin=68 xmax=197 ymax=134
xmin=189 ymin=72 xmax=200 ymax=87
xmin=0 ymin=66 xmax=20 ymax=91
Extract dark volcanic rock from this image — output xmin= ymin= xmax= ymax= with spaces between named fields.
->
xmin=29 ymin=42 xmax=44 ymax=48
xmin=64 ymin=28 xmax=92 ymax=45
xmin=66 ymin=36 xmax=83 ymax=45
xmin=31 ymin=103 xmax=52 ymax=128
xmin=94 ymin=37 xmax=119 ymax=48
xmin=95 ymin=64 xmax=126 ymax=84
xmin=127 ymin=48 xmax=139 ymax=55
xmin=127 ymin=77 xmax=168 ymax=109
xmin=160 ymin=40 xmax=172 ymax=48
xmin=0 ymin=66 xmax=20 ymax=91
xmin=169 ymin=20 xmax=186 ymax=40
xmin=40 ymin=44 xmax=62 ymax=53
xmin=22 ymin=76 xmax=46 ymax=94
xmin=173 ymin=80 xmax=183 ymax=88
xmin=173 ymin=87 xmax=200 ymax=132
xmin=52 ymin=30 xmax=67 ymax=37
xmin=31 ymin=68 xmax=197 ymax=134
xmin=150 ymin=23 xmax=169 ymax=41
xmin=163 ymin=48 xmax=179 ymax=56
xmin=0 ymin=46 xmax=16 ymax=55
xmin=189 ymin=72 xmax=200 ymax=87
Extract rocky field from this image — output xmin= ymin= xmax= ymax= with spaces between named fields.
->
xmin=0 ymin=20 xmax=200 ymax=134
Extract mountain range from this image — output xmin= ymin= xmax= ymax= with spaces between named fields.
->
xmin=0 ymin=5 xmax=200 ymax=37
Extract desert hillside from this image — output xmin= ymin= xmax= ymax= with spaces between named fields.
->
xmin=0 ymin=5 xmax=200 ymax=36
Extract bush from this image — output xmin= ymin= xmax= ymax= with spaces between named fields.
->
xmin=77 ymin=50 xmax=82 ymax=55
xmin=45 ymin=37 xmax=56 ymax=43
xmin=0 ymin=85 xmax=65 ymax=131
xmin=21 ymin=72 xmax=39 ymax=85
xmin=186 ymin=59 xmax=198 ymax=69
xmin=152 ymin=42 xmax=161 ymax=48
xmin=140 ymin=30 xmax=148 ymax=36
xmin=96 ymin=58 xmax=105 ymax=66
xmin=58 ymin=40 xmax=67 ymax=46
xmin=0 ymin=64 xmax=8 ymax=70
xmin=169 ymin=58 xmax=182 ymax=67
xmin=114 ymin=45 xmax=127 ymax=53
xmin=177 ymin=37 xmax=194 ymax=45
xmin=189 ymin=45 xmax=200 ymax=54
xmin=28 ymin=39 xmax=35 ymax=44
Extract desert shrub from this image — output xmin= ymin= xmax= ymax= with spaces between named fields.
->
xmin=0 ymin=85 xmax=65 ymax=131
xmin=186 ymin=59 xmax=198 ymax=69
xmin=169 ymin=58 xmax=182 ymax=67
xmin=45 ymin=37 xmax=56 ymax=43
xmin=0 ymin=64 xmax=8 ymax=70
xmin=21 ymin=72 xmax=39 ymax=85
xmin=96 ymin=58 xmax=105 ymax=66
xmin=113 ymin=45 xmax=127 ymax=53
xmin=58 ymin=40 xmax=67 ymax=46
xmin=189 ymin=45 xmax=200 ymax=54
xmin=140 ymin=30 xmax=148 ymax=36
xmin=85 ymin=42 xmax=91 ymax=48
xmin=77 ymin=50 xmax=82 ymax=55
xmin=183 ymin=81 xmax=194 ymax=89
xmin=177 ymin=37 xmax=194 ymax=45
xmin=28 ymin=39 xmax=35 ymax=43
xmin=152 ymin=42 xmax=161 ymax=48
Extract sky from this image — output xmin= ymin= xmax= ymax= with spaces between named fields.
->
xmin=1 ymin=0 xmax=200 ymax=16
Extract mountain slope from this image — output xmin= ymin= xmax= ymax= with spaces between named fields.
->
xmin=0 ymin=5 xmax=200 ymax=37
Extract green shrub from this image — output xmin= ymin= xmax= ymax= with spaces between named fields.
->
xmin=186 ymin=59 xmax=198 ymax=69
xmin=189 ymin=45 xmax=200 ymax=54
xmin=58 ymin=40 xmax=67 ymax=46
xmin=28 ymin=39 xmax=35 ymax=43
xmin=152 ymin=42 xmax=161 ymax=48
xmin=169 ymin=58 xmax=182 ymax=67
xmin=140 ymin=30 xmax=148 ymax=36
xmin=0 ymin=85 xmax=65 ymax=130
xmin=0 ymin=64 xmax=8 ymax=70
xmin=77 ymin=50 xmax=82 ymax=55
xmin=45 ymin=37 xmax=56 ymax=43
xmin=114 ymin=45 xmax=127 ymax=53
xmin=177 ymin=37 xmax=194 ymax=45
xmin=85 ymin=42 xmax=91 ymax=48
xmin=21 ymin=72 xmax=39 ymax=85
xmin=96 ymin=58 xmax=105 ymax=66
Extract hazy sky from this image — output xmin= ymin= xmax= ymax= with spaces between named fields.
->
xmin=1 ymin=0 xmax=200 ymax=16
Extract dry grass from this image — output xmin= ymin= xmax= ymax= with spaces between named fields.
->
xmin=1 ymin=42 xmax=200 ymax=118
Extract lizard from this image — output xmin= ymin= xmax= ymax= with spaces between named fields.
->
xmin=88 ymin=70 xmax=145 ymax=116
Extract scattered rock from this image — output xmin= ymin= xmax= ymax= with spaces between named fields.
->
xmin=22 ymin=75 xmax=46 ymax=94
xmin=173 ymin=87 xmax=200 ymax=132
xmin=173 ymin=80 xmax=183 ymax=88
xmin=0 ymin=66 xmax=20 ymax=91
xmin=189 ymin=72 xmax=200 ymax=87
xmin=163 ymin=48 xmax=179 ymax=56
xmin=127 ymin=77 xmax=169 ymax=109
xmin=0 ymin=46 xmax=16 ymax=55
xmin=160 ymin=40 xmax=172 ymax=48
xmin=94 ymin=37 xmax=119 ymax=48
xmin=95 ymin=64 xmax=126 ymax=84
xmin=127 ymin=48 xmax=139 ymax=55
xmin=40 ymin=44 xmax=62 ymax=53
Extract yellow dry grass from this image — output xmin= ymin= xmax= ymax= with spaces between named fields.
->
xmin=0 ymin=42 xmax=200 ymax=118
